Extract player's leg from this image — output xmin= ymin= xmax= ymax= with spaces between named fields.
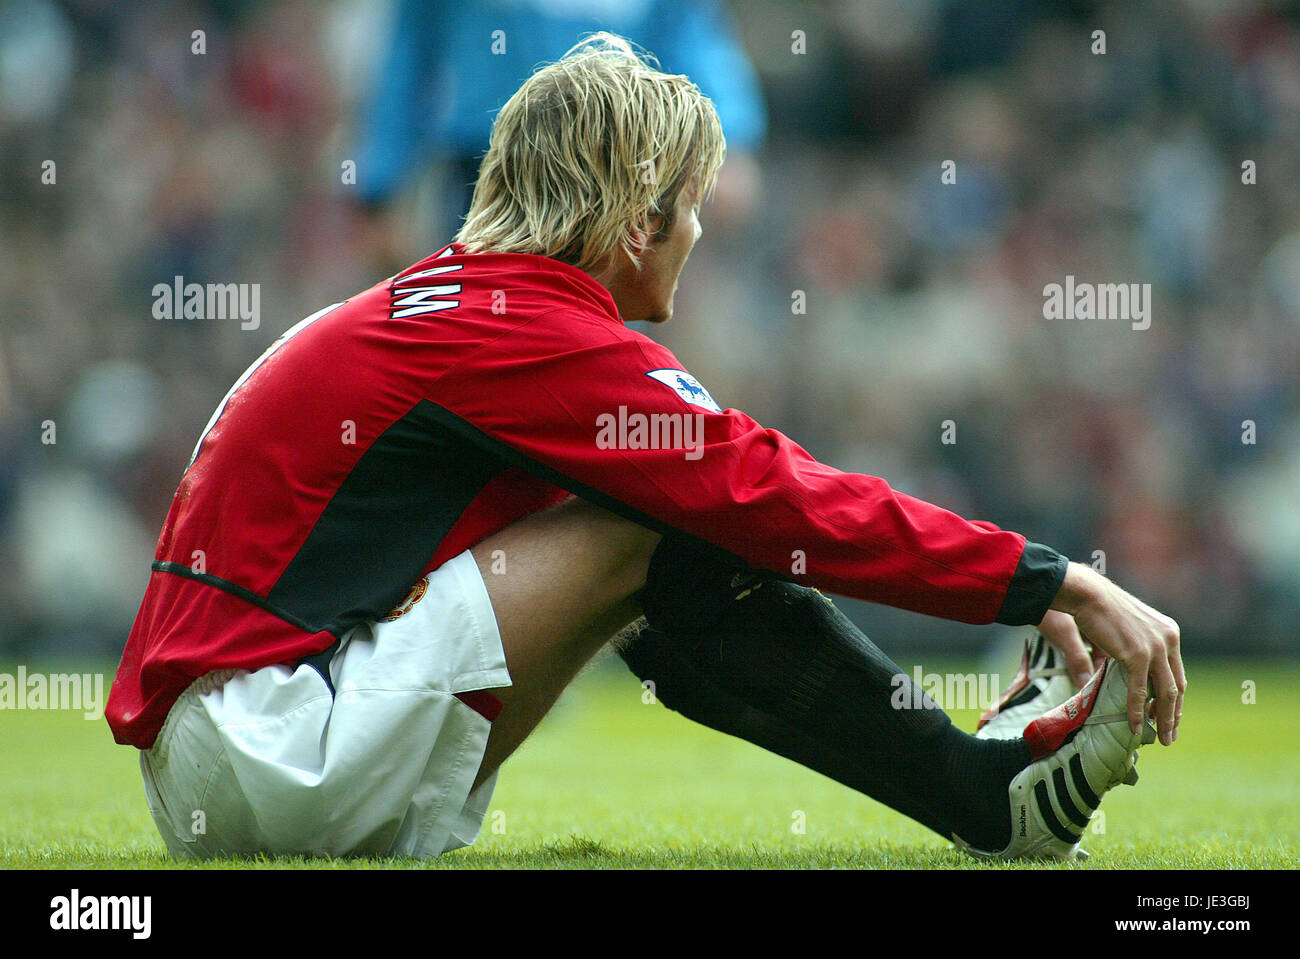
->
xmin=618 ymin=535 xmax=1038 ymax=853
xmin=468 ymin=496 xmax=660 ymax=789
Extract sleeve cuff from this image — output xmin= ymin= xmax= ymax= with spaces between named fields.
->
xmin=993 ymin=541 xmax=1069 ymax=626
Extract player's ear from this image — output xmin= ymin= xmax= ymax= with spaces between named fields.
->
xmin=624 ymin=218 xmax=660 ymax=265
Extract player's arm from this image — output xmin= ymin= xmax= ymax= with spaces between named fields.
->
xmin=429 ymin=314 xmax=1065 ymax=628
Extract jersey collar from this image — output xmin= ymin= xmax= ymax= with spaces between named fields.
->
xmin=432 ymin=242 xmax=623 ymax=325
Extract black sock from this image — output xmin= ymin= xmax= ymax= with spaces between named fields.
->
xmin=628 ymin=535 xmax=1034 ymax=851
xmin=934 ymin=726 xmax=1032 ymax=851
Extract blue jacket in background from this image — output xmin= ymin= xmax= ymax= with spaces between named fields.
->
xmin=352 ymin=0 xmax=767 ymax=204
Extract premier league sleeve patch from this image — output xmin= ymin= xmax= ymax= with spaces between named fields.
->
xmin=645 ymin=368 xmax=723 ymax=413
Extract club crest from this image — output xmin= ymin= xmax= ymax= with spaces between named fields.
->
xmin=380 ymin=578 xmax=430 ymax=621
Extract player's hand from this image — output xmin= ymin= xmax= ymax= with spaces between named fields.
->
xmin=1036 ymin=609 xmax=1099 ymax=688
xmin=1049 ymin=563 xmax=1185 ymax=746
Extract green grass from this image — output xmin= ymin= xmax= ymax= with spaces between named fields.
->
xmin=1 ymin=655 xmax=1296 ymax=869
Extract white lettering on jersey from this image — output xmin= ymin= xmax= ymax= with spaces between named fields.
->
xmin=390 ymin=263 xmax=462 ymax=318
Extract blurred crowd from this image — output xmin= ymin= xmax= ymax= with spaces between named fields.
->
xmin=1 ymin=0 xmax=1297 ymax=659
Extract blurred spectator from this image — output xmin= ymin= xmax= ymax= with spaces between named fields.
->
xmin=2 ymin=0 xmax=1297 ymax=658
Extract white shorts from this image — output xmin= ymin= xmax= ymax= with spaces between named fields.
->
xmin=139 ymin=550 xmax=511 ymax=859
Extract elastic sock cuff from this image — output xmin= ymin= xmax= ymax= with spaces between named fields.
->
xmin=640 ymin=535 xmax=756 ymax=632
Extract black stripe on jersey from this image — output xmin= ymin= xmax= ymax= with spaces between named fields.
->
xmin=417 ymin=400 xmax=749 ymax=571
xmin=152 ymin=561 xmax=319 ymax=635
xmin=265 ymin=400 xmax=505 ymax=636
xmin=166 ymin=398 xmax=744 ymax=642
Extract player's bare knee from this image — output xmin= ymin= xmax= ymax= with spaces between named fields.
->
xmin=473 ymin=496 xmax=659 ymax=601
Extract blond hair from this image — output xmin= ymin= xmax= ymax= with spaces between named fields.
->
xmin=455 ymin=33 xmax=726 ymax=272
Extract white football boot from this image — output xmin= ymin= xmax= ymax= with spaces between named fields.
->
xmin=953 ymin=657 xmax=1157 ymax=861
xmin=976 ymin=631 xmax=1079 ymax=740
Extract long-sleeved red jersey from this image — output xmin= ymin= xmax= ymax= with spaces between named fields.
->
xmin=107 ymin=244 xmax=1067 ymax=748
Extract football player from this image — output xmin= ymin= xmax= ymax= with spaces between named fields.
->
xmin=108 ymin=34 xmax=1183 ymax=861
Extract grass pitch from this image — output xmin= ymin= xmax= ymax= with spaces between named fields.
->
xmin=1 ymin=653 xmax=1295 ymax=869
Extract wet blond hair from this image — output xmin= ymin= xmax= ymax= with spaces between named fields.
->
xmin=455 ymin=32 xmax=726 ymax=272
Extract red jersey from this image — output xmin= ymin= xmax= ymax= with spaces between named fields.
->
xmin=107 ymin=244 xmax=1066 ymax=748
